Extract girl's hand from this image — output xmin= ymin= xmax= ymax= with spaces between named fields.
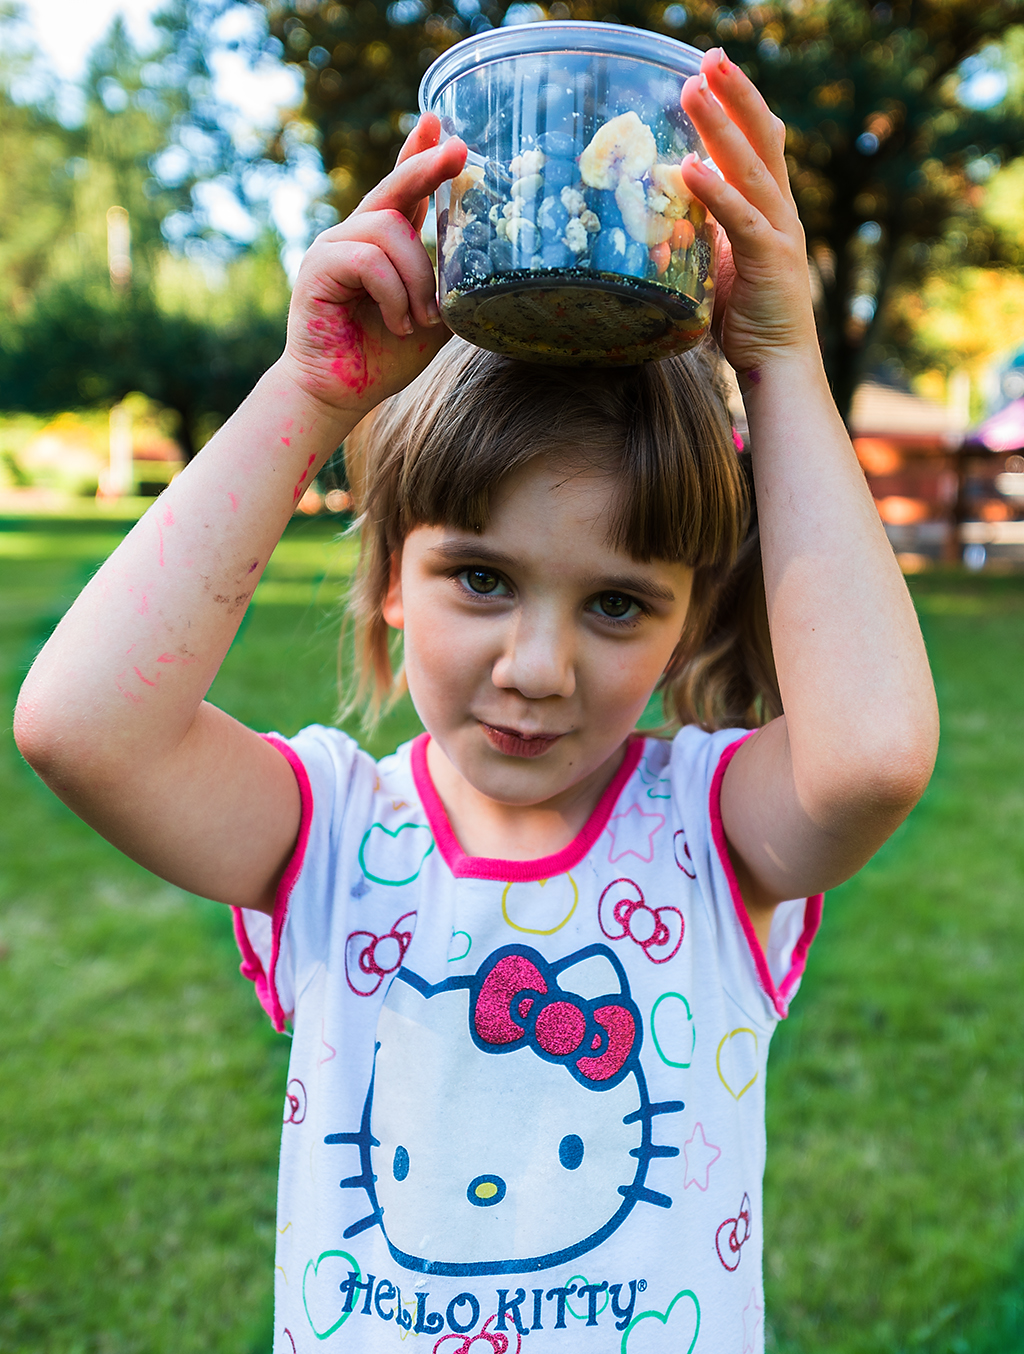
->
xmin=280 ymin=114 xmax=467 ymax=419
xmin=680 ymin=50 xmax=817 ymax=377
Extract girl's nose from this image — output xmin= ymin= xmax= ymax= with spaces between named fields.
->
xmin=492 ymin=612 xmax=576 ymax=700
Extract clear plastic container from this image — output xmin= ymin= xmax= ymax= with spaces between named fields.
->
xmin=419 ymin=22 xmax=716 ymax=366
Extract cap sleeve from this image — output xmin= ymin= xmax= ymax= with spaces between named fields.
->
xmin=232 ymin=725 xmax=378 ymax=1031
xmin=670 ymin=725 xmax=822 ymax=1020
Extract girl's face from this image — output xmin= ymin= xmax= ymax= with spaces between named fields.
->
xmin=383 ymin=455 xmax=694 ymax=811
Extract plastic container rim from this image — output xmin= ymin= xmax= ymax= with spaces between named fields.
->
xmin=418 ymin=20 xmax=704 ymax=112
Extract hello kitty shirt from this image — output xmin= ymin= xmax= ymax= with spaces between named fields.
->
xmin=233 ymin=725 xmax=821 ymax=1354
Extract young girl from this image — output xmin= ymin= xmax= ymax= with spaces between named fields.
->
xmin=16 ymin=50 xmax=937 ymax=1353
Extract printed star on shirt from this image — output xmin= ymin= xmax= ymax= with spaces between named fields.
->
xmin=683 ymin=1122 xmax=722 ymax=1191
xmin=604 ymin=803 xmax=665 ymax=864
xmin=743 ymin=1288 xmax=763 ymax=1353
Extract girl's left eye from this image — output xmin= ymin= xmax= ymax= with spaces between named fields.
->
xmin=591 ymin=592 xmax=641 ymax=622
xmin=459 ymin=568 xmax=506 ymax=596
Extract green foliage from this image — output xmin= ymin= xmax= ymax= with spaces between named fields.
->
xmin=0 ymin=250 xmax=287 ymax=459
xmin=256 ymin=0 xmax=1024 ymax=416
xmin=0 ymin=2 xmax=290 ymax=457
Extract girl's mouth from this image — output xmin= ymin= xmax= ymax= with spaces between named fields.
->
xmin=480 ymin=722 xmax=564 ymax=759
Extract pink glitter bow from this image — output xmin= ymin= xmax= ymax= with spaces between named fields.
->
xmin=471 ymin=950 xmax=636 ymax=1086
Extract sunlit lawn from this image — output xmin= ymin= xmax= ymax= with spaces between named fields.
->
xmin=2 ymin=517 xmax=1024 ymax=1353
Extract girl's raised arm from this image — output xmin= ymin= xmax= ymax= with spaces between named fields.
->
xmin=13 ymin=120 xmax=466 ymax=915
xmin=680 ymin=53 xmax=939 ymax=925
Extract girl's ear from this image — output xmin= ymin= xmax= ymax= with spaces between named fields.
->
xmin=382 ymin=552 xmax=404 ymax=630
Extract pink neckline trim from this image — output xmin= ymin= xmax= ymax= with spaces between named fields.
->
xmin=411 ymin=732 xmax=644 ymax=882
xmin=709 ymin=732 xmax=823 ymax=1019
xmin=231 ymin=733 xmax=314 ymax=1032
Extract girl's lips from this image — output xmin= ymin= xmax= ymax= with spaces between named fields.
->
xmin=480 ymin=722 xmax=564 ymax=759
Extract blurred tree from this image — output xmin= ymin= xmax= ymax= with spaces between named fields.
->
xmin=0 ymin=236 xmax=288 ymax=460
xmin=0 ymin=5 xmax=82 ymax=310
xmin=255 ymin=0 xmax=1024 ymax=420
xmin=0 ymin=1 xmax=290 ymax=458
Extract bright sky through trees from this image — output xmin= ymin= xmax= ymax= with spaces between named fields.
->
xmin=19 ymin=0 xmax=314 ymax=261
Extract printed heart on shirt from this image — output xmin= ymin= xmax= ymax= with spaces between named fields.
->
xmin=502 ymin=875 xmax=578 ymax=935
xmin=302 ymin=1249 xmax=360 ymax=1339
xmin=565 ymin=1274 xmax=610 ymax=1321
xmin=620 ymin=1288 xmax=700 ymax=1354
xmin=358 ymin=822 xmax=434 ymax=886
xmin=651 ymin=992 xmax=695 ymax=1068
xmin=716 ymin=1028 xmax=759 ymax=1100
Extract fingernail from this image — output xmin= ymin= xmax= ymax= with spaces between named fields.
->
xmin=426 ymin=299 xmax=442 ymax=325
xmin=402 ymin=314 xmax=414 ymax=335
xmin=698 ymin=73 xmax=709 ymax=93
xmin=708 ymin=46 xmax=725 ymax=66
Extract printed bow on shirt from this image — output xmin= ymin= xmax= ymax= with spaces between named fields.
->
xmin=470 ymin=948 xmax=639 ymax=1090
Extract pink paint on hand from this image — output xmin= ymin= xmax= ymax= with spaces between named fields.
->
xmin=132 ymin=666 xmax=158 ymax=688
xmin=305 ymin=308 xmax=377 ymax=397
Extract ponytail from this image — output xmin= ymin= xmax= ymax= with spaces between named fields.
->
xmin=660 ymin=455 xmax=781 ymax=731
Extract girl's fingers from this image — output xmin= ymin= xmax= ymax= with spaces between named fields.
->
xmin=395 ymin=111 xmax=441 ymax=165
xmin=356 ymin=134 xmax=467 ymax=224
xmin=699 ymin=49 xmax=789 ymax=196
xmin=681 ymin=73 xmax=790 ymax=232
xmin=394 ymin=112 xmax=445 ymax=231
xmin=309 ymin=207 xmax=441 ymax=332
xmin=680 ymin=153 xmax=774 ymax=265
xmin=361 ymin=208 xmax=441 ymax=329
xmin=338 ymin=238 xmax=414 ymax=335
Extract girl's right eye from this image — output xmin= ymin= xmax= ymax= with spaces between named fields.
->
xmin=459 ymin=568 xmax=506 ymax=596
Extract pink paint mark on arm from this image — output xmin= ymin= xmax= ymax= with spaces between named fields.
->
xmin=115 ymin=677 xmax=143 ymax=705
xmin=281 ymin=437 xmax=291 ymax=447
xmin=136 ymin=594 xmax=148 ymax=616
xmin=163 ymin=508 xmax=175 ymax=527
xmin=133 ymin=666 xmax=158 ymax=688
xmin=247 ymin=559 xmax=260 ymax=574
xmin=292 ymin=452 xmax=318 ymax=503
xmin=156 ymin=526 xmax=164 ymax=568
xmin=228 ymin=492 xmax=239 ymax=513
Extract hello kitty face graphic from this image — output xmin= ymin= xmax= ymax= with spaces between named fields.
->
xmin=326 ymin=943 xmax=684 ymax=1276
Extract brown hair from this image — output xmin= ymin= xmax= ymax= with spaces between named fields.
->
xmin=343 ymin=337 xmax=781 ymax=732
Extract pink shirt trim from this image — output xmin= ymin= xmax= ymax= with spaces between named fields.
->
xmin=411 ymin=732 xmax=645 ymax=882
xmin=708 ymin=732 xmax=823 ymax=1019
xmin=231 ymin=733 xmax=314 ymax=1032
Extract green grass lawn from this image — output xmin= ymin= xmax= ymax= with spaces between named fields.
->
xmin=2 ymin=519 xmax=1024 ymax=1353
